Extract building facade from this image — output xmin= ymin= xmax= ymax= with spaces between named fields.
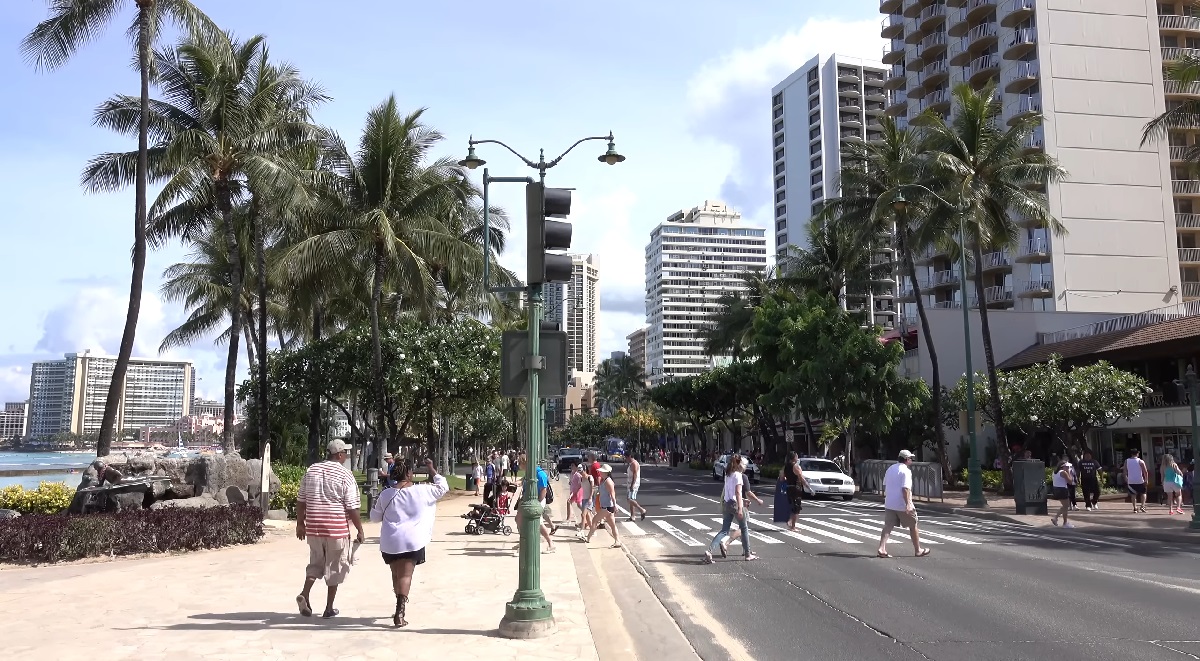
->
xmin=883 ymin=0 xmax=1181 ymax=318
xmin=644 ymin=201 xmax=769 ymax=386
xmin=192 ymin=398 xmax=224 ymax=418
xmin=26 ymin=352 xmax=194 ymax=439
xmin=566 ymin=254 xmax=600 ymax=377
xmin=0 ymin=401 xmax=26 ymax=441
xmin=626 ymin=326 xmax=648 ymax=379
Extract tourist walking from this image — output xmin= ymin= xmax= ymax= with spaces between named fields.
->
xmin=781 ymin=451 xmax=810 ymax=532
xmin=1067 ymin=454 xmax=1079 ymax=511
xmin=471 ymin=459 xmax=483 ymax=497
xmin=703 ymin=454 xmax=757 ymax=563
xmin=1078 ymin=450 xmax=1102 ymax=510
xmin=625 ymin=454 xmax=647 ymax=522
xmin=577 ymin=463 xmax=595 ymax=532
xmin=720 ymin=465 xmax=764 ymax=554
xmin=1162 ymin=454 xmax=1185 ymax=514
xmin=1123 ymin=448 xmax=1149 ymax=513
xmin=1051 ymin=458 xmax=1076 ymax=528
xmin=379 ymin=453 xmax=397 ymax=487
xmin=585 ymin=464 xmax=622 ymax=548
xmin=295 ymin=439 xmax=365 ymax=619
xmin=370 ymin=459 xmax=449 ymax=627
xmin=499 ymin=451 xmax=511 ymax=481
xmin=567 ymin=463 xmax=583 ymax=524
xmin=515 ymin=454 xmax=556 ymax=552
xmin=876 ymin=450 xmax=929 ymax=558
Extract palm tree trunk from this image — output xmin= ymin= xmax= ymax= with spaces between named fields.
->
xmin=369 ymin=242 xmax=388 ymax=478
xmin=253 ymin=204 xmax=270 ymax=462
xmin=244 ymin=324 xmax=257 ymax=374
xmin=899 ymin=231 xmax=951 ymax=482
xmin=802 ymin=411 xmax=816 ymax=455
xmin=219 ymin=191 xmax=244 ymax=456
xmin=94 ymin=10 xmax=152 ymax=457
xmin=307 ymin=305 xmax=323 ymax=466
xmin=971 ymin=244 xmax=1011 ymax=488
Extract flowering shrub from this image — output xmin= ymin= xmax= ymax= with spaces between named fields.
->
xmin=271 ymin=482 xmax=299 ymax=515
xmin=0 ymin=482 xmax=75 ymax=515
xmin=0 ymin=505 xmax=264 ymax=564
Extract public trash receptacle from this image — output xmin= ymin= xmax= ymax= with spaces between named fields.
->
xmin=466 ymin=475 xmax=476 ymax=491
xmin=1013 ymin=460 xmax=1048 ymax=515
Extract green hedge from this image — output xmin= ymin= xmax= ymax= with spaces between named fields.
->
xmin=688 ymin=460 xmax=712 ymax=471
xmin=0 ymin=482 xmax=75 ymax=515
xmin=760 ymin=464 xmax=782 ymax=480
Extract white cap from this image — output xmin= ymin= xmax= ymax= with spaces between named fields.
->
xmin=898 ymin=450 xmax=916 ymax=460
xmin=327 ymin=439 xmax=349 ymax=455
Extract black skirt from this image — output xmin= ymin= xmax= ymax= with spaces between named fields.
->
xmin=382 ymin=547 xmax=426 ymax=566
xmin=786 ymin=486 xmax=804 ymax=514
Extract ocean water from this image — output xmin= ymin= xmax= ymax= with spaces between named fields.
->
xmin=0 ymin=451 xmax=91 ymax=491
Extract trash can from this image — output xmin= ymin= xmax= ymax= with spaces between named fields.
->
xmin=465 ymin=475 xmax=476 ymax=491
xmin=1013 ymin=460 xmax=1048 ymax=515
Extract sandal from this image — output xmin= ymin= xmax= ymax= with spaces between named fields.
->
xmin=321 ymin=608 xmax=339 ymax=619
xmin=876 ymin=551 xmax=892 ymax=558
xmin=393 ymin=595 xmax=408 ymax=628
xmin=915 ymin=548 xmax=931 ymax=558
xmin=296 ymin=594 xmax=312 ymax=617
xmin=610 ymin=542 xmax=622 ymax=549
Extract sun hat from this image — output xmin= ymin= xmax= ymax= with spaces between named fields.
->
xmin=598 ymin=463 xmax=613 ymax=474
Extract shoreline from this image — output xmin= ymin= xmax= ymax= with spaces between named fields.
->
xmin=0 ymin=468 xmax=79 ymax=478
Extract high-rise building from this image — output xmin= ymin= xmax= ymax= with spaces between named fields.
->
xmin=566 ymin=254 xmax=600 ymax=377
xmin=882 ymin=0 xmax=1181 ymax=316
xmin=544 ymin=282 xmax=567 ymax=329
xmin=644 ymin=201 xmax=768 ymax=386
xmin=0 ymin=401 xmax=26 ymax=441
xmin=626 ymin=326 xmax=648 ymax=378
xmin=27 ymin=352 xmax=194 ymax=439
xmin=772 ymin=53 xmax=897 ymax=327
xmin=192 ymin=398 xmax=224 ymax=418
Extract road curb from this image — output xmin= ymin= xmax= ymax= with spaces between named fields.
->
xmin=858 ymin=494 xmax=1200 ymax=545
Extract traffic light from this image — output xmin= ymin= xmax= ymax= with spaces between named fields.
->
xmin=526 ymin=182 xmax=573 ymax=284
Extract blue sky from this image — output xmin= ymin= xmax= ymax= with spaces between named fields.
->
xmin=0 ymin=0 xmax=882 ymax=402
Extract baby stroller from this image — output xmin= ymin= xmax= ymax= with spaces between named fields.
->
xmin=463 ymin=504 xmax=512 ymax=536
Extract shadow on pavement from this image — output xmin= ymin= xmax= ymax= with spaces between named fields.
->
xmin=117 ymin=611 xmax=500 ymax=637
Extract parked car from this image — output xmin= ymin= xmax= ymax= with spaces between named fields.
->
xmin=713 ymin=453 xmax=760 ymax=483
xmin=555 ymin=450 xmax=583 ymax=474
xmin=798 ymin=458 xmax=856 ymax=501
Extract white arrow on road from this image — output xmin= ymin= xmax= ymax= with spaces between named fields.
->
xmin=662 ymin=505 xmax=695 ymax=512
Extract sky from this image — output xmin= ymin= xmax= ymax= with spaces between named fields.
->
xmin=0 ymin=0 xmax=883 ymax=403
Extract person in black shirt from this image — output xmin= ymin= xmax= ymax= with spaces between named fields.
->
xmin=1078 ymin=450 xmax=1102 ymax=510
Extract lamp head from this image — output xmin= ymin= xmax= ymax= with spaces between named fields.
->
xmin=892 ymin=192 xmax=909 ymax=213
xmin=459 ymin=141 xmax=485 ymax=170
xmin=598 ymin=136 xmax=626 ymax=165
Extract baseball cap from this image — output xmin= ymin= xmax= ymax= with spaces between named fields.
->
xmin=599 ymin=463 xmax=613 ymax=474
xmin=327 ymin=439 xmax=349 ymax=454
xmin=384 ymin=452 xmax=394 ymax=460
xmin=898 ymin=450 xmax=916 ymax=460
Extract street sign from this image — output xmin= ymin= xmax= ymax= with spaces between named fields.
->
xmin=500 ymin=330 xmax=568 ymax=398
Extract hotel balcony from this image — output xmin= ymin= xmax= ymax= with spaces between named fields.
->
xmin=1171 ymin=146 xmax=1192 ymax=162
xmin=963 ymin=0 xmax=998 ymax=22
xmin=928 ymin=269 xmax=961 ymax=289
xmin=1179 ymin=248 xmax=1200 ymax=264
xmin=1004 ymin=60 xmax=1039 ymax=93
xmin=918 ymin=30 xmax=948 ymax=59
xmin=885 ymin=63 xmax=908 ymax=89
xmin=1022 ymin=126 xmax=1045 ymax=152
xmin=883 ymin=40 xmax=906 ymax=65
xmin=1000 ymin=0 xmax=1034 ymax=27
xmin=1004 ymin=27 xmax=1037 ymax=59
xmin=980 ymin=249 xmax=1012 ymax=273
xmin=1183 ymin=281 xmax=1200 ymax=300
xmin=881 ymin=0 xmax=903 ymax=14
xmin=1016 ymin=237 xmax=1050 ymax=263
xmin=981 ymin=285 xmax=1015 ymax=308
xmin=1173 ymin=179 xmax=1200 ymax=195
xmin=882 ymin=13 xmax=905 ymax=38
xmin=1164 ymin=80 xmax=1200 ymax=96
xmin=1160 ymin=14 xmax=1200 ymax=33
xmin=904 ymin=0 xmax=937 ymax=17
xmin=919 ymin=58 xmax=950 ymax=88
xmin=964 ymin=20 xmax=998 ymax=52
xmin=968 ymin=53 xmax=1000 ymax=84
xmin=1161 ymin=47 xmax=1200 ymax=63
xmin=887 ymin=89 xmax=909 ymax=115
xmin=919 ymin=3 xmax=947 ymax=30
xmin=838 ymin=68 xmax=862 ymax=83
xmin=921 ymin=87 xmax=951 ymax=113
xmin=1008 ymin=92 xmax=1042 ymax=124
xmin=1178 ymin=213 xmax=1200 ymax=229
xmin=1019 ymin=277 xmax=1053 ymax=298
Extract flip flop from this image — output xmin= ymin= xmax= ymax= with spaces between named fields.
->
xmin=321 ymin=608 xmax=339 ymax=619
xmin=916 ymin=549 xmax=931 ymax=558
xmin=876 ymin=551 xmax=892 ymax=558
xmin=296 ymin=595 xmax=312 ymax=617
xmin=610 ymin=543 xmax=622 ymax=549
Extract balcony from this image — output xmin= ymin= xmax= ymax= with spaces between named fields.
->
xmin=968 ymin=53 xmax=1000 ymax=84
xmin=1005 ymin=60 xmax=1039 ymax=92
xmin=1022 ymin=126 xmax=1045 ymax=152
xmin=883 ymin=40 xmax=906 ymax=65
xmin=1016 ymin=237 xmax=1050 ymax=262
xmin=840 ymin=114 xmax=864 ymax=127
xmin=921 ymin=58 xmax=950 ymax=87
xmin=881 ymin=0 xmax=903 ymax=13
xmin=897 ymin=282 xmax=918 ymax=301
xmin=840 ymin=98 xmax=862 ymax=113
xmin=864 ymin=84 xmax=887 ymax=102
xmin=1004 ymin=27 xmax=1036 ymax=59
xmin=882 ymin=13 xmax=905 ymax=38
xmin=981 ymin=250 xmax=1012 ymax=272
xmin=1180 ymin=248 xmax=1200 ymax=263
xmin=1161 ymin=47 xmax=1200 ymax=62
xmin=920 ymin=3 xmax=948 ymax=29
xmin=1184 ymin=282 xmax=1200 ymax=299
xmin=921 ymin=87 xmax=951 ymax=112
xmin=1000 ymin=0 xmax=1034 ymax=27
xmin=918 ymin=30 xmax=948 ymax=59
xmin=1161 ymin=15 xmax=1200 ymax=32
xmin=1173 ymin=179 xmax=1200 ymax=194
xmin=1178 ymin=213 xmax=1200 ymax=228
xmin=1009 ymin=92 xmax=1042 ymax=123
xmin=838 ymin=68 xmax=861 ymax=83
xmin=932 ymin=300 xmax=962 ymax=309
xmin=965 ymin=20 xmax=999 ymax=51
xmin=887 ymin=90 xmax=909 ymax=115
xmin=1171 ymin=146 xmax=1192 ymax=162
xmin=928 ymin=269 xmax=961 ymax=288
xmin=981 ymin=285 xmax=1015 ymax=307
xmin=1020 ymin=277 xmax=1053 ymax=297
xmin=838 ymin=84 xmax=862 ymax=97
xmin=964 ymin=0 xmax=998 ymax=22
xmin=1165 ymin=80 xmax=1200 ymax=96
xmin=885 ymin=63 xmax=908 ymax=89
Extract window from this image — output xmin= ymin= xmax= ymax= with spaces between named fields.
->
xmin=773 ymin=92 xmax=783 ymax=106
xmin=809 ymin=112 xmax=819 ymax=126
xmin=1161 ymin=3 xmax=1176 ymax=16
xmin=810 ymin=128 xmax=820 ymax=140
xmin=775 ymin=162 xmax=785 ymax=175
xmin=775 ymin=120 xmax=784 ymax=133
xmin=776 ymin=204 xmax=786 ymax=218
xmin=810 ymin=143 xmax=821 ymax=155
xmin=810 ymin=173 xmax=822 ymax=185
xmin=811 ymin=203 xmax=823 ymax=215
xmin=776 ymin=175 xmax=786 ymax=189
xmin=773 ymin=107 xmax=783 ymax=119
xmin=775 ymin=147 xmax=785 ymax=161
xmin=775 ymin=134 xmax=785 ymax=147
xmin=810 ymin=157 xmax=821 ymax=170
xmin=809 ymin=83 xmax=819 ymax=95
xmin=776 ymin=219 xmax=787 ymax=232
xmin=809 ymin=98 xmax=819 ymax=110
xmin=777 ymin=191 xmax=786 ymax=203
xmin=807 ymin=68 xmax=818 ymax=82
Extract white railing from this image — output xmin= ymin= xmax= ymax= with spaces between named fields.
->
xmin=923 ymin=58 xmax=949 ymax=79
xmin=1165 ymin=80 xmax=1200 ymax=95
xmin=1012 ymin=60 xmax=1039 ymax=81
xmin=1022 ymin=277 xmax=1053 ymax=293
xmin=1178 ymin=213 xmax=1200 ymax=228
xmin=891 ymin=90 xmax=909 ymax=105
xmin=1184 ymin=282 xmax=1200 ymax=298
xmin=1180 ymin=248 xmax=1200 ymax=263
xmin=1162 ymin=47 xmax=1200 ymax=62
xmin=1174 ymin=179 xmax=1200 ymax=194
xmin=1001 ymin=0 xmax=1035 ymax=18
xmin=1019 ymin=237 xmax=1049 ymax=257
xmin=966 ymin=22 xmax=997 ymax=45
xmin=920 ymin=31 xmax=947 ymax=55
xmin=969 ymin=53 xmax=999 ymax=78
xmin=1016 ymin=93 xmax=1041 ymax=114
xmin=1010 ymin=27 xmax=1037 ymax=50
xmin=1037 ymin=299 xmax=1200 ymax=345
xmin=1023 ymin=127 xmax=1045 ymax=150
xmin=982 ymin=250 xmax=1011 ymax=269
xmin=920 ymin=3 xmax=946 ymax=23
xmin=983 ymin=286 xmax=1014 ymax=303
xmin=1171 ymin=146 xmax=1191 ymax=160
xmin=930 ymin=269 xmax=960 ymax=286
xmin=932 ymin=300 xmax=961 ymax=309
xmin=882 ymin=13 xmax=905 ymax=35
xmin=1161 ymin=15 xmax=1200 ymax=31
xmin=922 ymin=88 xmax=950 ymax=110
xmin=966 ymin=0 xmax=997 ymax=13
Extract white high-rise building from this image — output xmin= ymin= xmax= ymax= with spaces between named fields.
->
xmin=566 ymin=254 xmax=600 ymax=377
xmin=772 ymin=53 xmax=897 ymax=327
xmin=27 ymin=351 xmax=194 ymax=439
xmin=881 ymin=0 xmax=1181 ymax=316
xmin=644 ymin=201 xmax=768 ymax=386
xmin=0 ymin=402 xmax=26 ymax=441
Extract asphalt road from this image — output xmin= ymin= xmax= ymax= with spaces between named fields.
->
xmin=590 ymin=463 xmax=1200 ymax=661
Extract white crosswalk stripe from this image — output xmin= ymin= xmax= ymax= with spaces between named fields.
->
xmin=831 ymin=517 xmax=978 ymax=544
xmin=798 ymin=517 xmax=940 ymax=544
xmin=786 ymin=521 xmax=863 ymax=543
xmin=681 ymin=519 xmax=711 ymax=531
xmin=927 ymin=519 xmax=1117 ymax=548
xmin=749 ymin=518 xmax=824 ymax=544
xmin=705 ymin=518 xmax=784 ymax=544
xmin=652 ymin=519 xmax=705 ymax=547
xmin=622 ymin=522 xmax=648 ymax=536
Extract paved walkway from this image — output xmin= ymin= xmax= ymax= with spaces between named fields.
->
xmin=0 ymin=492 xmax=599 ymax=661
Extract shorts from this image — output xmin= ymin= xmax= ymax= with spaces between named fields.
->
xmin=1052 ymin=486 xmax=1070 ymax=501
xmin=1128 ymin=483 xmax=1147 ymax=496
xmin=603 ymin=505 xmax=615 ymax=513
xmin=382 ymin=547 xmax=426 ymax=566
xmin=786 ymin=486 xmax=804 ymax=515
xmin=1164 ymin=482 xmax=1182 ymax=494
xmin=628 ymin=487 xmax=639 ymax=501
xmin=582 ymin=497 xmax=595 ymax=511
xmin=305 ymin=536 xmax=351 ymax=586
xmin=883 ymin=508 xmax=917 ymax=528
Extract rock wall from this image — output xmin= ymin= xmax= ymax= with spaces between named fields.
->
xmin=70 ymin=454 xmax=280 ymax=513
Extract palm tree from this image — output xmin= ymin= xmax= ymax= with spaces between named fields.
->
xmin=85 ymin=32 xmax=326 ymax=453
xmin=702 ymin=268 xmax=775 ymax=360
xmin=594 ymin=356 xmax=648 ymax=413
xmin=1144 ymin=53 xmax=1200 ymax=151
xmin=817 ymin=117 xmax=953 ymax=479
xmin=285 ymin=99 xmax=478 ymax=479
xmin=22 ymin=0 xmax=216 ymax=457
xmin=779 ymin=216 xmax=893 ymax=315
xmin=923 ymin=82 xmax=1067 ymax=472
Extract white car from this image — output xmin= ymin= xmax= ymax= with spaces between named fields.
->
xmin=713 ymin=454 xmax=760 ymax=483
xmin=798 ymin=458 xmax=856 ymax=501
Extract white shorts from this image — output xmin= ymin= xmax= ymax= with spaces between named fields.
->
xmin=1164 ymin=482 xmax=1182 ymax=493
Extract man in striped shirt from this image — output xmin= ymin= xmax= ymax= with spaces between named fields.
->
xmin=296 ymin=439 xmax=364 ymax=619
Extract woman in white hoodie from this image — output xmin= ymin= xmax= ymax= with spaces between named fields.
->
xmin=370 ymin=458 xmax=449 ymax=627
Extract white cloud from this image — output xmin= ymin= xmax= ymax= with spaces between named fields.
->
xmin=685 ymin=17 xmax=884 ymax=219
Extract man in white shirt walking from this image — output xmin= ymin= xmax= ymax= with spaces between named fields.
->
xmin=1122 ymin=448 xmax=1149 ymax=513
xmin=876 ymin=450 xmax=930 ymax=559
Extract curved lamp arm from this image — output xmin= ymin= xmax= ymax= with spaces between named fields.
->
xmin=546 ymin=133 xmax=614 ymax=169
xmin=468 ymin=138 xmax=538 ymax=169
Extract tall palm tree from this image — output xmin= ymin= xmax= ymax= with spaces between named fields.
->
xmin=702 ymin=268 xmax=775 ymax=360
xmin=1144 ymin=53 xmax=1200 ymax=150
xmin=85 ymin=32 xmax=326 ymax=453
xmin=923 ymin=83 xmax=1067 ymax=471
xmin=22 ymin=0 xmax=216 ymax=457
xmin=594 ymin=356 xmax=648 ymax=413
xmin=285 ymin=99 xmax=478 ymax=478
xmin=779 ymin=216 xmax=893 ymax=314
xmin=818 ymin=117 xmax=952 ymax=479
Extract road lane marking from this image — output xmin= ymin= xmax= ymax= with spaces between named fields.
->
xmin=748 ymin=519 xmax=824 ymax=544
xmin=681 ymin=519 xmax=711 ymax=530
xmin=622 ymin=522 xmax=648 ymax=536
xmin=704 ymin=518 xmax=783 ymax=544
xmin=651 ymin=520 xmax=704 ymax=547
xmin=831 ymin=517 xmax=978 ymax=544
xmin=799 ymin=517 xmax=940 ymax=543
xmin=785 ymin=521 xmax=862 ymax=543
xmin=928 ymin=519 xmax=1108 ymax=548
xmin=949 ymin=518 xmax=1132 ymax=548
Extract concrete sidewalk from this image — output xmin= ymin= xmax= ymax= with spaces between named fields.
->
xmin=0 ymin=491 xmax=599 ymax=661
xmin=865 ymin=491 xmax=1200 ymax=544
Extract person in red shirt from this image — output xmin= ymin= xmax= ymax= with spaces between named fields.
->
xmin=588 ymin=453 xmax=603 ymax=512
xmin=296 ymin=439 xmax=365 ymax=619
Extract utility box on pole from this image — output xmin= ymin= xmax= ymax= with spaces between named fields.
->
xmin=500 ymin=330 xmax=568 ymax=398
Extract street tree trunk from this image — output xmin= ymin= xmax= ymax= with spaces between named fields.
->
xmin=219 ymin=185 xmax=245 ymax=456
xmin=94 ymin=9 xmax=152 ymax=457
xmin=306 ymin=305 xmax=323 ymax=465
xmin=368 ymin=242 xmax=388 ymax=478
xmin=253 ymin=202 xmax=270 ymax=462
xmin=972 ymin=243 xmax=1012 ymax=490
xmin=899 ymin=230 xmax=951 ymax=482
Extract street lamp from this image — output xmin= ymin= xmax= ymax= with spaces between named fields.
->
xmin=460 ymin=131 xmax=624 ymax=639
xmin=1185 ymin=365 xmax=1200 ymax=529
xmin=893 ymin=188 xmax=987 ymax=509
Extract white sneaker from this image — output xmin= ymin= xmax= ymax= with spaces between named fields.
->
xmin=1062 ymin=522 xmax=1076 ymax=529
xmin=1085 ymin=505 xmax=1092 ymax=511
xmin=1093 ymin=503 xmax=1100 ymax=510
xmin=1050 ymin=515 xmax=1059 ymax=526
